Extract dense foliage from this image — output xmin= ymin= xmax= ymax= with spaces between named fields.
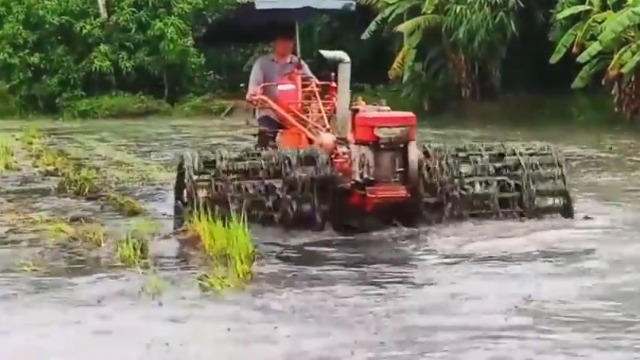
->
xmin=361 ymin=0 xmax=521 ymax=104
xmin=549 ymin=0 xmax=640 ymax=119
xmin=0 ymin=0 xmax=241 ymax=115
xmin=1 ymin=0 xmax=639 ymax=120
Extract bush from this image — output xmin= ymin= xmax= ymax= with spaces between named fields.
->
xmin=0 ymin=82 xmax=19 ymax=118
xmin=61 ymin=94 xmax=171 ymax=120
xmin=173 ymin=95 xmax=236 ymax=117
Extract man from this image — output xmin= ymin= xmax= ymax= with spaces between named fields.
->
xmin=246 ymin=31 xmax=317 ymax=148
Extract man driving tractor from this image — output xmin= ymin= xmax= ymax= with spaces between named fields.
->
xmin=246 ymin=29 xmax=317 ymax=148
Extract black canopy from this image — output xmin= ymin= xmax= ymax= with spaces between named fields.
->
xmin=199 ymin=0 xmax=357 ymax=46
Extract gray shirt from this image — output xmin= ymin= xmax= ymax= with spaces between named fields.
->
xmin=247 ymin=54 xmax=316 ymax=119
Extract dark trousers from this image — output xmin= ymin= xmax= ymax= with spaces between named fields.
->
xmin=256 ymin=115 xmax=282 ymax=148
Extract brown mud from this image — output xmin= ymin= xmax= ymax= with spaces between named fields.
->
xmin=1 ymin=118 xmax=639 ymax=359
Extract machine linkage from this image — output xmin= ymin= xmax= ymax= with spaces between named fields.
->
xmin=174 ymin=142 xmax=574 ymax=232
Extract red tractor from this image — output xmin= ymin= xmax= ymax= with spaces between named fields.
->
xmin=172 ymin=1 xmax=573 ymax=232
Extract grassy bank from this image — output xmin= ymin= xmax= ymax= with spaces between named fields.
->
xmin=0 ymin=93 xmax=238 ymax=120
xmin=353 ymin=85 xmax=631 ymax=130
xmin=0 ymin=86 xmax=630 ymax=131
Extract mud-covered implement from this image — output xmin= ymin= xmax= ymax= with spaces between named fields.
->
xmin=173 ymin=0 xmax=574 ymax=232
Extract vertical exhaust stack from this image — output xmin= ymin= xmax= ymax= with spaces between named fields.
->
xmin=318 ymin=50 xmax=351 ymax=139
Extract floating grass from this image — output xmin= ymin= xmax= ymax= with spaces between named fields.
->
xmin=185 ymin=206 xmax=256 ymax=291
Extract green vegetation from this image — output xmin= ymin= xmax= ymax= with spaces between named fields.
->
xmin=0 ymin=136 xmax=19 ymax=172
xmin=18 ymin=126 xmax=148 ymax=215
xmin=116 ymin=219 xmax=160 ymax=267
xmin=0 ymin=0 xmax=634 ymax=122
xmin=50 ymin=220 xmax=107 ymax=247
xmin=185 ymin=207 xmax=256 ymax=291
xmin=116 ymin=230 xmax=151 ymax=267
xmin=106 ymin=193 xmax=146 ymax=216
xmin=0 ymin=0 xmax=245 ymax=119
xmin=173 ymin=95 xmax=236 ymax=117
xmin=1 ymin=121 xmax=260 ymax=294
xmin=549 ymin=0 xmax=640 ymax=120
xmin=361 ymin=0 xmax=520 ymax=105
xmin=62 ymin=94 xmax=172 ymax=120
xmin=57 ymin=166 xmax=101 ymax=198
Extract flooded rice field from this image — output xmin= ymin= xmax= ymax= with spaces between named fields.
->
xmin=1 ymin=118 xmax=639 ymax=359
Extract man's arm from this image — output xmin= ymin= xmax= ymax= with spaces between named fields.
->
xmin=300 ymin=60 xmax=317 ymax=81
xmin=246 ymin=59 xmax=263 ymax=100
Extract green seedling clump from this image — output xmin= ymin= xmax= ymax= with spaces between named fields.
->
xmin=57 ymin=166 xmax=101 ymax=198
xmin=20 ymin=126 xmax=43 ymax=149
xmin=116 ymin=231 xmax=150 ymax=267
xmin=141 ymin=272 xmax=166 ymax=300
xmin=116 ymin=219 xmax=159 ymax=267
xmin=0 ymin=138 xmax=19 ymax=172
xmin=49 ymin=220 xmax=107 ymax=247
xmin=106 ymin=193 xmax=145 ymax=216
xmin=20 ymin=127 xmax=104 ymax=197
xmin=186 ymin=207 xmax=256 ymax=291
xmin=32 ymin=148 xmax=73 ymax=175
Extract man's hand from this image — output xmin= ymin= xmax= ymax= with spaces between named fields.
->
xmin=246 ymin=87 xmax=261 ymax=103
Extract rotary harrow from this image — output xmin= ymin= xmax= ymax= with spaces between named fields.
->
xmin=172 ymin=48 xmax=574 ymax=233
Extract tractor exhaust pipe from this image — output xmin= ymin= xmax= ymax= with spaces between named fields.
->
xmin=318 ymin=50 xmax=351 ymax=139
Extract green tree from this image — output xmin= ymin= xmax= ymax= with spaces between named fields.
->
xmin=0 ymin=0 xmax=239 ymax=113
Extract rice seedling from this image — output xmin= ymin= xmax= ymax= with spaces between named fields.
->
xmin=32 ymin=148 xmax=73 ymax=175
xmin=106 ymin=193 xmax=145 ymax=216
xmin=0 ymin=137 xmax=19 ymax=172
xmin=115 ymin=219 xmax=159 ymax=267
xmin=5 ymin=211 xmax=46 ymax=226
xmin=19 ymin=126 xmax=43 ymax=148
xmin=197 ymin=265 xmax=236 ymax=292
xmin=141 ymin=271 xmax=166 ymax=299
xmin=116 ymin=232 xmax=149 ymax=267
xmin=49 ymin=220 xmax=107 ymax=247
xmin=57 ymin=166 xmax=101 ymax=198
xmin=18 ymin=260 xmax=41 ymax=273
xmin=185 ymin=206 xmax=256 ymax=291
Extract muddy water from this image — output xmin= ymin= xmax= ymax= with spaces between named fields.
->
xmin=1 ymin=119 xmax=640 ymax=359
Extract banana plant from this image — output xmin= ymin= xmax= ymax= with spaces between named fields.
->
xmin=359 ymin=0 xmax=520 ymax=101
xmin=550 ymin=0 xmax=640 ymax=118
xmin=549 ymin=0 xmax=624 ymax=88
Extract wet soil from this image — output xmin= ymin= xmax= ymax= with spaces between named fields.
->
xmin=1 ymin=118 xmax=639 ymax=359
